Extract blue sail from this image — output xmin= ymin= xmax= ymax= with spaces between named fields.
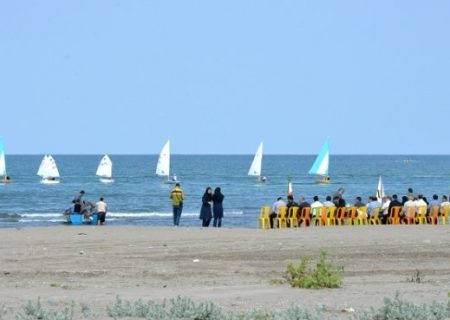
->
xmin=308 ymin=139 xmax=330 ymax=176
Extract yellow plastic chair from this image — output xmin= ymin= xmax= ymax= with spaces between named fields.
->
xmin=288 ymin=206 xmax=299 ymax=228
xmin=326 ymin=207 xmax=337 ymax=226
xmin=369 ymin=207 xmax=380 ymax=225
xmin=441 ymin=205 xmax=450 ymax=225
xmin=428 ymin=205 xmax=440 ymax=225
xmin=276 ymin=206 xmax=288 ymax=228
xmin=387 ymin=206 xmax=402 ymax=225
xmin=345 ymin=207 xmax=357 ymax=225
xmin=258 ymin=206 xmax=271 ymax=229
xmin=415 ymin=206 xmax=427 ymax=224
xmin=312 ymin=207 xmax=327 ymax=226
xmin=356 ymin=206 xmax=368 ymax=225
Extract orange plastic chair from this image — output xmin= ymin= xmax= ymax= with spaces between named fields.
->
xmin=415 ymin=206 xmax=427 ymax=224
xmin=299 ymin=207 xmax=311 ymax=227
xmin=288 ymin=206 xmax=299 ymax=228
xmin=369 ymin=207 xmax=380 ymax=225
xmin=428 ymin=205 xmax=440 ymax=225
xmin=387 ymin=206 xmax=402 ymax=225
xmin=336 ymin=207 xmax=347 ymax=225
xmin=405 ymin=206 xmax=416 ymax=225
xmin=276 ymin=206 xmax=288 ymax=228
xmin=258 ymin=206 xmax=271 ymax=229
xmin=326 ymin=207 xmax=337 ymax=226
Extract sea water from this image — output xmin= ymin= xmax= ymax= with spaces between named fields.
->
xmin=1 ymin=155 xmax=449 ymax=228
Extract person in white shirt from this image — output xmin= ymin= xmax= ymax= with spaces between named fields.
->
xmin=440 ymin=195 xmax=450 ymax=214
xmin=322 ymin=196 xmax=335 ymax=208
xmin=269 ymin=197 xmax=286 ymax=228
xmin=402 ymin=197 xmax=416 ymax=222
xmin=96 ymin=197 xmax=108 ymax=225
xmin=414 ymin=195 xmax=427 ymax=208
xmin=310 ymin=196 xmax=323 ymax=217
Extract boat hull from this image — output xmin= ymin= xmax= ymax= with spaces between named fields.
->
xmin=40 ymin=179 xmax=60 ymax=185
xmin=99 ymin=178 xmax=114 ymax=184
xmin=315 ymin=177 xmax=331 ymax=184
xmin=1 ymin=178 xmax=11 ymax=184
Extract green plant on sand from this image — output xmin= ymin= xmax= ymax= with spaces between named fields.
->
xmin=283 ymin=250 xmax=343 ymax=289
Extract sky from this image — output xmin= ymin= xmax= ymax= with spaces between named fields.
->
xmin=1 ymin=1 xmax=449 ymax=154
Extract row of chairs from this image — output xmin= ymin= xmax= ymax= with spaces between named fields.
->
xmin=258 ymin=205 xmax=450 ymax=229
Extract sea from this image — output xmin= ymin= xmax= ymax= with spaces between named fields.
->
xmin=1 ymin=155 xmax=449 ymax=228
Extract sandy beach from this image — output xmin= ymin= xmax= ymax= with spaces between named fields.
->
xmin=0 ymin=225 xmax=449 ymax=317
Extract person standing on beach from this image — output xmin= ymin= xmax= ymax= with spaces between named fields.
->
xmin=199 ymin=187 xmax=213 ymax=227
xmin=212 ymin=187 xmax=224 ymax=228
xmin=96 ymin=197 xmax=108 ymax=225
xmin=170 ymin=183 xmax=184 ymax=226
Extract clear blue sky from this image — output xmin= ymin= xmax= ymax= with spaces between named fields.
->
xmin=1 ymin=1 xmax=449 ymax=154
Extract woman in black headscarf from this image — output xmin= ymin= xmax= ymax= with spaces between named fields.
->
xmin=212 ymin=187 xmax=225 ymax=227
xmin=199 ymin=187 xmax=213 ymax=227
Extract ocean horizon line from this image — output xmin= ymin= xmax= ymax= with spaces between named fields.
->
xmin=4 ymin=153 xmax=450 ymax=156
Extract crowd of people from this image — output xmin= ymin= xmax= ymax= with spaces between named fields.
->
xmin=170 ymin=183 xmax=225 ymax=228
xmin=63 ymin=190 xmax=108 ymax=225
xmin=269 ymin=187 xmax=450 ymax=228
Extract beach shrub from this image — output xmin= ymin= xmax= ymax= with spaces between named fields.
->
xmin=356 ymin=293 xmax=450 ymax=320
xmin=284 ymin=250 xmax=343 ymax=289
xmin=107 ymin=296 xmax=225 ymax=319
xmin=15 ymin=299 xmax=74 ymax=320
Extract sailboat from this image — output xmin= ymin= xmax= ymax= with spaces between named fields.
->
xmin=0 ymin=139 xmax=11 ymax=184
xmin=376 ymin=176 xmax=385 ymax=203
xmin=37 ymin=154 xmax=60 ymax=184
xmin=156 ymin=140 xmax=179 ymax=184
xmin=96 ymin=154 xmax=114 ymax=183
xmin=248 ymin=142 xmax=266 ymax=182
xmin=308 ymin=139 xmax=330 ymax=184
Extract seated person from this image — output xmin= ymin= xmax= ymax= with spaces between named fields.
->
xmin=333 ymin=195 xmax=346 ymax=208
xmin=310 ymin=196 xmax=323 ymax=217
xmin=323 ymin=196 xmax=335 ymax=208
xmin=354 ymin=197 xmax=365 ymax=208
xmin=269 ymin=197 xmax=286 ymax=228
xmin=366 ymin=196 xmax=381 ymax=217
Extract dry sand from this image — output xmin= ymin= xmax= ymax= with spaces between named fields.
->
xmin=0 ymin=225 xmax=449 ymax=317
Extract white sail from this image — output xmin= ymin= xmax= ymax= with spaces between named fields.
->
xmin=377 ymin=176 xmax=385 ymax=203
xmin=156 ymin=140 xmax=170 ymax=177
xmin=248 ymin=142 xmax=263 ymax=177
xmin=308 ymin=140 xmax=330 ymax=176
xmin=96 ymin=154 xmax=113 ymax=178
xmin=37 ymin=155 xmax=60 ymax=178
xmin=0 ymin=139 xmax=6 ymax=177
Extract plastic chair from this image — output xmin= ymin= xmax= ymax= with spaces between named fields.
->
xmin=335 ymin=207 xmax=347 ymax=225
xmin=288 ymin=206 xmax=299 ymax=228
xmin=345 ymin=207 xmax=358 ymax=225
xmin=258 ymin=206 xmax=271 ymax=229
xmin=326 ymin=207 xmax=337 ymax=226
xmin=369 ymin=207 xmax=380 ymax=225
xmin=312 ymin=207 xmax=327 ymax=226
xmin=299 ymin=207 xmax=311 ymax=227
xmin=356 ymin=206 xmax=368 ymax=225
xmin=276 ymin=206 xmax=288 ymax=228
xmin=441 ymin=205 xmax=450 ymax=225
xmin=415 ymin=206 xmax=427 ymax=224
xmin=69 ymin=214 xmax=83 ymax=225
xmin=387 ymin=206 xmax=402 ymax=225
xmin=405 ymin=206 xmax=416 ymax=225
xmin=428 ymin=205 xmax=440 ymax=225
